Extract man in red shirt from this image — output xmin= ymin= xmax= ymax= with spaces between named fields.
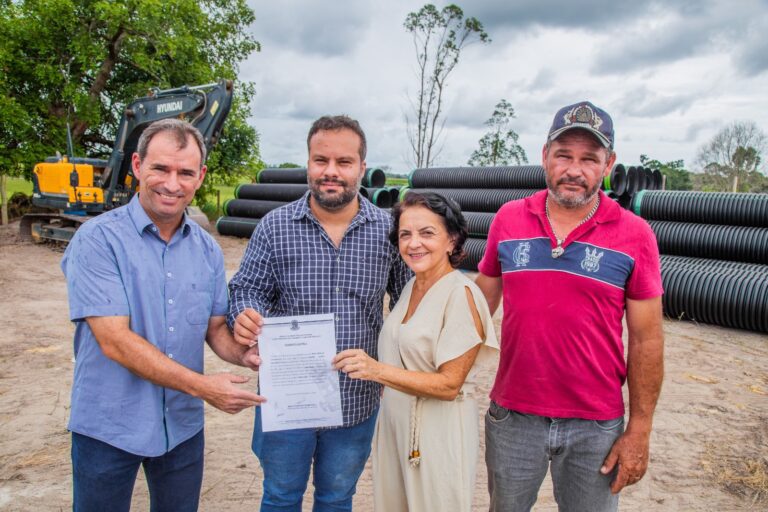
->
xmin=476 ymin=101 xmax=664 ymax=511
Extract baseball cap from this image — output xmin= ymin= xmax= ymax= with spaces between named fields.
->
xmin=548 ymin=101 xmax=614 ymax=148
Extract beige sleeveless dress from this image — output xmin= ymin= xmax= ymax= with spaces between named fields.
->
xmin=372 ymin=270 xmax=499 ymax=512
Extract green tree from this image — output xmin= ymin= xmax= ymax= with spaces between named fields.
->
xmin=639 ymin=154 xmax=692 ymax=191
xmin=404 ymin=3 xmax=489 ymax=168
xmin=468 ymin=99 xmax=527 ymax=166
xmin=0 ymin=0 xmax=261 ymax=223
xmin=695 ymin=121 xmax=767 ymax=192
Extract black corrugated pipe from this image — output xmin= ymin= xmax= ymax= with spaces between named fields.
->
xmin=408 ymin=166 xmax=546 ymax=189
xmin=648 ymin=220 xmax=768 ymax=264
xmin=224 ymin=199 xmax=287 ymax=218
xmin=652 ymin=169 xmax=664 ymax=190
xmin=256 ymin=167 xmax=385 ymax=188
xmin=603 ymin=164 xmax=627 ymax=196
xmin=458 ymin=238 xmax=487 ymax=272
xmin=616 ymin=191 xmax=633 ymax=210
xmin=364 ymin=188 xmax=393 ymax=208
xmin=216 ymin=216 xmax=260 ymax=238
xmin=625 ymin=166 xmax=639 ymax=196
xmin=660 ymin=255 xmax=768 ymax=275
xmin=644 ymin=167 xmax=655 ymax=190
xmin=388 ymin=186 xmax=400 ymax=204
xmin=364 ymin=168 xmax=386 ymax=188
xmin=633 ymin=190 xmax=768 ymax=227
xmin=463 ymin=212 xmax=496 ymax=237
xmin=633 ymin=166 xmax=646 ymax=191
xmin=236 ymin=183 xmax=308 ymax=201
xmin=258 ymin=168 xmax=307 ymax=184
xmin=403 ymin=188 xmax=538 ymax=213
xmin=660 ymin=258 xmax=768 ymax=333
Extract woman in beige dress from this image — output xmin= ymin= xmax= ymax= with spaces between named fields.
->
xmin=333 ymin=191 xmax=498 ymax=511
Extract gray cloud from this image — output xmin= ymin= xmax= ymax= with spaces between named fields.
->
xmin=591 ymin=0 xmax=763 ymax=75
xmin=249 ymin=0 xmax=373 ymax=57
xmin=732 ymin=17 xmax=768 ymax=76
xmin=683 ymin=121 xmax=711 ymax=143
xmin=460 ymin=0 xmax=658 ymax=32
xmin=618 ymin=87 xmax=696 ymax=117
xmin=242 ymin=0 xmax=767 ymax=171
xmin=529 ymin=68 xmax=556 ymax=91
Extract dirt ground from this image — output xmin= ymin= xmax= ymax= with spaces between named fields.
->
xmin=0 ymin=220 xmax=766 ymax=511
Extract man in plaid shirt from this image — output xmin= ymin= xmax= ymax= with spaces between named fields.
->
xmin=228 ymin=115 xmax=411 ymax=511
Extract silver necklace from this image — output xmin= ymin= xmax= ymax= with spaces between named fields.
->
xmin=545 ymin=194 xmax=600 ymax=258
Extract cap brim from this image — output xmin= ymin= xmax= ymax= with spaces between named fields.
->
xmin=549 ymin=125 xmax=612 ymax=148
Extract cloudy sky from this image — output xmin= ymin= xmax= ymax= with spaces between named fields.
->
xmin=241 ymin=0 xmax=768 ymax=174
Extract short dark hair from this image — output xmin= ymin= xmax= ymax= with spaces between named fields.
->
xmin=307 ymin=115 xmax=367 ymax=161
xmin=389 ymin=191 xmax=468 ymax=268
xmin=137 ymin=118 xmax=206 ymax=165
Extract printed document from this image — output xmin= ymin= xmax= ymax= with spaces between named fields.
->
xmin=258 ymin=313 xmax=343 ymax=431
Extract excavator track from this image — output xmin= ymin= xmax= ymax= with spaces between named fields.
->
xmin=19 ymin=213 xmax=90 ymax=243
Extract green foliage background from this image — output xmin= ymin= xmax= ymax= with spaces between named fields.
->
xmin=0 ymin=0 xmax=262 ymax=211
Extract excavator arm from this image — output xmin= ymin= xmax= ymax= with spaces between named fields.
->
xmin=101 ymin=79 xmax=234 ymax=207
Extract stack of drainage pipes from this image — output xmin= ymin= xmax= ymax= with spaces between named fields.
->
xmin=400 ymin=164 xmax=653 ymax=272
xmin=216 ymin=167 xmax=394 ymax=238
xmin=632 ymin=190 xmax=768 ymax=333
xmin=602 ymin=164 xmax=664 ymax=209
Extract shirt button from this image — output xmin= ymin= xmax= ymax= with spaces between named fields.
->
xmin=167 ymin=272 xmax=173 ymax=278
xmin=335 ymin=315 xmax=340 ymax=321
xmin=166 ymin=407 xmax=169 ymax=412
xmin=335 ymin=287 xmax=340 ymax=292
xmin=168 ymin=299 xmax=174 ymax=305
xmin=336 ymin=257 xmax=340 ymax=262
xmin=152 ymin=226 xmax=157 ymax=232
xmin=169 ymin=326 xmax=175 ymax=332
xmin=168 ymin=353 xmax=174 ymax=359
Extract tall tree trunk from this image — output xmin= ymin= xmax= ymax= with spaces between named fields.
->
xmin=70 ymin=27 xmax=127 ymax=142
xmin=1 ymin=174 xmax=8 ymax=225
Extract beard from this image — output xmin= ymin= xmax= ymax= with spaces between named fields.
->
xmin=545 ymin=174 xmax=601 ymax=209
xmin=309 ymin=175 xmax=361 ymax=211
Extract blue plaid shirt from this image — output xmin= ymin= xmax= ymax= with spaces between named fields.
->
xmin=228 ymin=192 xmax=411 ymax=427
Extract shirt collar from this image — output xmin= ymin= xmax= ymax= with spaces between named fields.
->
xmin=127 ymin=193 xmax=192 ymax=238
xmin=526 ymin=189 xmax=620 ymax=224
xmin=291 ymin=191 xmax=376 ymax=224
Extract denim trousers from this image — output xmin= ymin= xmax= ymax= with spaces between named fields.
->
xmin=251 ymin=406 xmax=378 ymax=512
xmin=485 ymin=401 xmax=623 ymax=512
xmin=71 ymin=430 xmax=204 ymax=512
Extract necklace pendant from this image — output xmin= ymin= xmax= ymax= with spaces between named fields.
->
xmin=551 ymin=245 xmax=565 ymax=258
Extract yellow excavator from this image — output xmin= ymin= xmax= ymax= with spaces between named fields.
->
xmin=20 ymin=79 xmax=234 ymax=242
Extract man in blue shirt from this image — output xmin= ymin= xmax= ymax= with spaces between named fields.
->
xmin=62 ymin=119 xmax=264 ymax=512
xmin=228 ymin=115 xmax=411 ymax=511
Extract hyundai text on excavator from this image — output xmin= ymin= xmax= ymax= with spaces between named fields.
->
xmin=19 ymin=79 xmax=234 ymax=243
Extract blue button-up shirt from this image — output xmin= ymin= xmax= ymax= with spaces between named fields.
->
xmin=228 ymin=193 xmax=411 ymax=427
xmin=61 ymin=195 xmax=228 ymax=456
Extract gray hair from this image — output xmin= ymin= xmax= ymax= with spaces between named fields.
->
xmin=136 ymin=119 xmax=206 ymax=165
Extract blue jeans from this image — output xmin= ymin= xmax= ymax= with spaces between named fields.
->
xmin=251 ymin=407 xmax=378 ymax=512
xmin=71 ymin=430 xmax=204 ymax=512
xmin=485 ymin=401 xmax=623 ymax=512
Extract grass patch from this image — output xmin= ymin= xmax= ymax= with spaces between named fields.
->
xmin=701 ymin=422 xmax=768 ymax=505
xmin=196 ymin=180 xmax=251 ymax=220
xmin=4 ymin=177 xmax=33 ymax=196
xmin=386 ymin=177 xmax=408 ymax=187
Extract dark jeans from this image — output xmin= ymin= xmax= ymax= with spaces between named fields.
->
xmin=71 ymin=430 xmax=204 ymax=512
